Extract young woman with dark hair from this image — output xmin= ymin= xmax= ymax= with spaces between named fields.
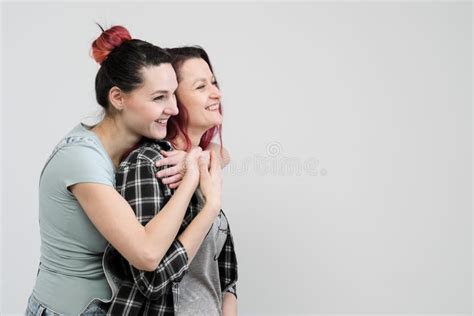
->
xmin=24 ymin=26 xmax=216 ymax=315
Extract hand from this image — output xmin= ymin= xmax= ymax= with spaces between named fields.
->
xmin=206 ymin=143 xmax=231 ymax=168
xmin=156 ymin=147 xmax=202 ymax=188
xmin=155 ymin=149 xmax=187 ymax=189
xmin=221 ymin=292 xmax=237 ymax=316
xmin=182 ymin=147 xmax=203 ymax=186
xmin=198 ymin=150 xmax=222 ymax=213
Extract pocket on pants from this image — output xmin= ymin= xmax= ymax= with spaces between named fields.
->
xmin=80 ymin=300 xmax=108 ymax=315
xmin=25 ymin=293 xmax=61 ymax=316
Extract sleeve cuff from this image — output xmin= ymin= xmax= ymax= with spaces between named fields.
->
xmin=224 ymin=283 xmax=237 ymax=300
xmin=164 ymin=239 xmax=189 ymax=283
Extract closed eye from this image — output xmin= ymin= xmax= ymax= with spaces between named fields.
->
xmin=197 ymin=81 xmax=218 ymax=90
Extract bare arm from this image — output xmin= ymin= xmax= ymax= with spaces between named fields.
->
xmin=177 ymin=150 xmax=222 ymax=263
xmin=177 ymin=203 xmax=219 ymax=263
xmin=70 ymin=147 xmax=202 ymax=272
xmin=70 ymin=176 xmax=194 ymax=271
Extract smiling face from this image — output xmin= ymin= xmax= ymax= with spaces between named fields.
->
xmin=120 ymin=63 xmax=179 ymax=140
xmin=175 ymin=58 xmax=223 ymax=133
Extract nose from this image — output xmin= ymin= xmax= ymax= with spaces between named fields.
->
xmin=165 ymin=94 xmax=179 ymax=116
xmin=210 ymin=84 xmax=222 ymax=100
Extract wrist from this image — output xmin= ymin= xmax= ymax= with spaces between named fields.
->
xmin=182 ymin=172 xmax=199 ymax=185
xmin=204 ymin=198 xmax=221 ymax=213
xmin=178 ymin=174 xmax=199 ymax=193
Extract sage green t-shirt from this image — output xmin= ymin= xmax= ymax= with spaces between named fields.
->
xmin=32 ymin=123 xmax=114 ymax=314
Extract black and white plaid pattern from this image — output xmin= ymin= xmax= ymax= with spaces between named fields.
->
xmin=102 ymin=139 xmax=238 ymax=315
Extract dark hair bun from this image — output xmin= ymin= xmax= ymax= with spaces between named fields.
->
xmin=91 ymin=25 xmax=132 ymax=65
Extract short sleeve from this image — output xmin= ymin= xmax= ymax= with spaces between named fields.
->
xmin=48 ymin=141 xmax=115 ymax=190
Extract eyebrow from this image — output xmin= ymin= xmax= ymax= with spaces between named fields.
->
xmin=192 ymin=77 xmax=216 ymax=85
xmin=151 ymin=90 xmax=172 ymax=95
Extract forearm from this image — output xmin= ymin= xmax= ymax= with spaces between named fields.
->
xmin=222 ymin=292 xmax=237 ymax=316
xmin=177 ymin=203 xmax=219 ymax=264
xmin=143 ymin=177 xmax=197 ymax=265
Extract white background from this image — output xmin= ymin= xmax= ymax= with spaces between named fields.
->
xmin=1 ymin=2 xmax=472 ymax=315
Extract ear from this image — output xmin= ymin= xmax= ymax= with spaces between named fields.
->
xmin=108 ymin=86 xmax=125 ymax=111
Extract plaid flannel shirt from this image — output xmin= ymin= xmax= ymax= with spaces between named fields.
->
xmin=101 ymin=139 xmax=238 ymax=315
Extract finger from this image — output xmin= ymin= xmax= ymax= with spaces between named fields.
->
xmin=190 ymin=146 xmax=203 ymax=156
xmin=161 ymin=173 xmax=183 ymax=185
xmin=200 ymin=151 xmax=210 ymax=165
xmin=200 ymin=151 xmax=211 ymax=170
xmin=198 ymin=154 xmax=210 ymax=174
xmin=161 ymin=149 xmax=180 ymax=157
xmin=169 ymin=181 xmax=182 ymax=189
xmin=156 ymin=155 xmax=181 ymax=168
xmin=156 ymin=157 xmax=172 ymax=168
xmin=210 ymin=150 xmax=221 ymax=173
xmin=186 ymin=148 xmax=202 ymax=164
xmin=156 ymin=165 xmax=180 ymax=178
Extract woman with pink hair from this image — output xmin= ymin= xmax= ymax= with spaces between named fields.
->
xmin=104 ymin=46 xmax=238 ymax=316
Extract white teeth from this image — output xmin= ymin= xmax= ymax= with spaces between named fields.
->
xmin=206 ymin=104 xmax=219 ymax=111
xmin=157 ymin=119 xmax=167 ymax=124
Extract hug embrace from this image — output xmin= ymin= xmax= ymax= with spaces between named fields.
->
xmin=25 ymin=25 xmax=238 ymax=316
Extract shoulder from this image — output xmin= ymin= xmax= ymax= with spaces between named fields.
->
xmin=115 ymin=139 xmax=174 ymax=196
xmin=51 ymin=124 xmax=108 ymax=161
xmin=120 ymin=139 xmax=173 ymax=167
xmin=56 ymin=137 xmax=110 ymax=168
xmin=41 ymin=126 xmax=114 ymax=179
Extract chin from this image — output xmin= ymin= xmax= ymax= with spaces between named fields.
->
xmin=205 ymin=120 xmax=222 ymax=130
xmin=209 ymin=114 xmax=223 ymax=126
xmin=149 ymin=129 xmax=167 ymax=140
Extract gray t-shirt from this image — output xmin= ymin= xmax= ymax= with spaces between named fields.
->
xmin=176 ymin=188 xmax=229 ymax=316
xmin=32 ymin=123 xmax=114 ymax=314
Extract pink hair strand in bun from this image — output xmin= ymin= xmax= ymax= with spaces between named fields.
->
xmin=91 ymin=25 xmax=132 ymax=65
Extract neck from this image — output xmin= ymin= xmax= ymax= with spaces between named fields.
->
xmin=173 ymin=126 xmax=206 ymax=151
xmin=90 ymin=116 xmax=140 ymax=169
